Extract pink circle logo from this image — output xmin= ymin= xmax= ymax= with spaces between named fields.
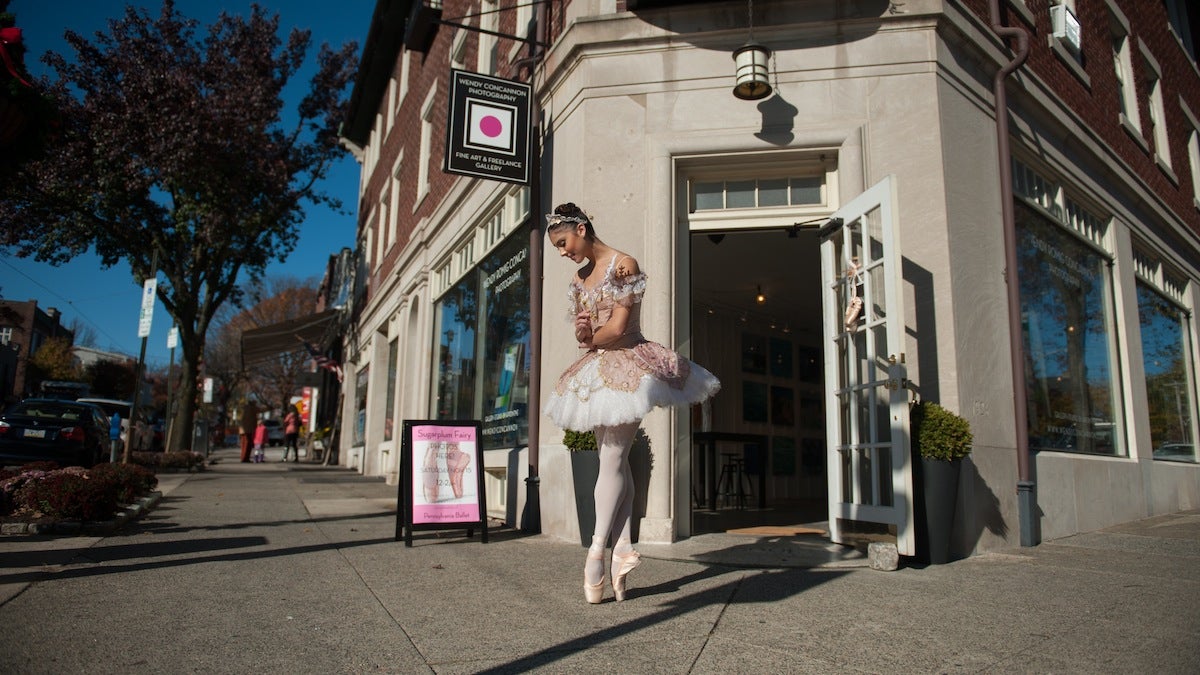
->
xmin=479 ymin=115 xmax=503 ymax=138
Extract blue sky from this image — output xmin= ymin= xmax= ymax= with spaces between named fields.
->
xmin=0 ymin=0 xmax=374 ymax=367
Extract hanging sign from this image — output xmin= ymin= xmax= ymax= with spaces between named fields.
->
xmin=444 ymin=69 xmax=532 ymax=185
xmin=395 ymin=419 xmax=488 ymax=547
xmin=137 ymin=278 xmax=157 ymax=338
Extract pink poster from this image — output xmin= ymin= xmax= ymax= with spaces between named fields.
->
xmin=410 ymin=424 xmax=479 ymax=524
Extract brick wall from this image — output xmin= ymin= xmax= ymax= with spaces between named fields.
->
xmin=356 ymin=0 xmax=556 ymax=302
xmin=961 ymin=0 xmax=1200 ymax=236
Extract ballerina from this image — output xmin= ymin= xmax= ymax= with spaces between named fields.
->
xmin=543 ymin=202 xmax=721 ymax=603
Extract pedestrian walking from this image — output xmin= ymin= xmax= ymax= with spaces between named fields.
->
xmin=281 ymin=407 xmax=300 ymax=462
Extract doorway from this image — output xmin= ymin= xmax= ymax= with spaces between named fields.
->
xmin=689 ymin=228 xmax=828 ymax=535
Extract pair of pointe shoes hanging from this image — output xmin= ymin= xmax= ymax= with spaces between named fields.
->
xmin=421 ymin=442 xmax=472 ymax=503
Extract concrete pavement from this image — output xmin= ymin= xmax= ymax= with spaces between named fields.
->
xmin=1 ymin=446 xmax=1197 ymax=673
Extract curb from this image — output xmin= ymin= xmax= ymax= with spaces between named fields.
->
xmin=0 ymin=490 xmax=163 ymax=536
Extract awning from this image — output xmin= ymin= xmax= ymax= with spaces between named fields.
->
xmin=240 ymin=309 xmax=340 ymax=368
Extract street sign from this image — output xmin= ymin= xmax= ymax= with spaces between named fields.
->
xmin=137 ymin=278 xmax=157 ymax=338
xmin=444 ymin=69 xmax=532 ymax=184
xmin=167 ymin=326 xmax=178 ymax=349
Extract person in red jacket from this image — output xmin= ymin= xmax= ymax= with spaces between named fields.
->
xmin=252 ymin=416 xmax=268 ymax=463
xmin=281 ymin=407 xmax=300 ymax=463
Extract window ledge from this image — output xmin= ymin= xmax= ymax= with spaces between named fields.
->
xmin=1120 ymin=115 xmax=1149 ymax=152
xmin=1008 ymin=0 xmax=1035 ymax=27
xmin=1165 ymin=22 xmax=1200 ymax=78
xmin=413 ymin=186 xmax=430 ymax=213
xmin=1155 ymin=155 xmax=1178 ymax=184
xmin=1049 ymin=36 xmax=1091 ymax=88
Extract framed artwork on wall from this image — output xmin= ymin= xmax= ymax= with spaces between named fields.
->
xmin=772 ymin=435 xmax=797 ymax=476
xmin=771 ymin=385 xmax=795 ymax=426
xmin=770 ymin=337 xmax=793 ymax=378
xmin=742 ymin=333 xmax=767 ymax=374
xmin=798 ymin=346 xmax=821 ymax=380
xmin=742 ymin=381 xmax=768 ymax=422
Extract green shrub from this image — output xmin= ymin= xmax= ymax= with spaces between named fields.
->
xmin=911 ymin=401 xmax=973 ymax=461
xmin=563 ymin=429 xmax=597 ymax=452
xmin=16 ymin=470 xmax=119 ymax=521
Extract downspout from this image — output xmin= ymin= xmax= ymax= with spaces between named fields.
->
xmin=522 ymin=0 xmax=549 ymax=533
xmin=987 ymin=0 xmax=1037 ymax=546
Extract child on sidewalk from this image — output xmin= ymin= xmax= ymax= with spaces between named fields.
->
xmin=253 ymin=416 xmax=268 ymax=463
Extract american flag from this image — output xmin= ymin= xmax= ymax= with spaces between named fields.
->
xmin=299 ymin=338 xmax=343 ymax=383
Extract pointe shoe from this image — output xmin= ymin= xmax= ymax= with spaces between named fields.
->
xmin=444 ymin=443 xmax=471 ymax=499
xmin=611 ymin=549 xmax=642 ymax=602
xmin=584 ymin=547 xmax=606 ymax=604
xmin=422 ymin=444 xmax=441 ymax=503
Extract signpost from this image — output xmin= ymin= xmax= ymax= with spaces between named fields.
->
xmin=126 ymin=251 xmax=157 ymax=463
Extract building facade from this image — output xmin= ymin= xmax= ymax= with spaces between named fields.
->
xmin=338 ymin=0 xmax=1200 ymax=557
xmin=0 ymin=299 xmax=74 ymax=402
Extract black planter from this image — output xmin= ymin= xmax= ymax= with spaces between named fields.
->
xmin=915 ymin=456 xmax=962 ymax=564
xmin=570 ymin=451 xmax=600 ymax=547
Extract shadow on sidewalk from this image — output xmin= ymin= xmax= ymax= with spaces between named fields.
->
xmin=0 ymin=534 xmax=398 ymax=586
xmin=476 ymin=565 xmax=849 ymax=674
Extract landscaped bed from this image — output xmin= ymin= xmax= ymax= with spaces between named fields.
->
xmin=0 ymin=452 xmax=208 ymax=531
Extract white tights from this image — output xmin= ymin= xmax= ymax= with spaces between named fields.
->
xmin=586 ymin=422 xmax=639 ymax=584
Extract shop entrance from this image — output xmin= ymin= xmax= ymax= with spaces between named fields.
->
xmin=689 ymin=226 xmax=828 ymax=535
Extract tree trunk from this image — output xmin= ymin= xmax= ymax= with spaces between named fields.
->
xmin=170 ymin=344 xmax=200 ymax=453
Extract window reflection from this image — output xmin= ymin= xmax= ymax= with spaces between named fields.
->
xmin=1016 ymin=201 xmax=1122 ymax=455
xmin=434 ymin=231 xmax=530 ymax=451
xmin=1137 ymin=282 xmax=1197 ymax=462
xmin=435 ymin=281 xmax=477 ymax=421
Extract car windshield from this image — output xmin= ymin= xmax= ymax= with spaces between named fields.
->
xmin=11 ymin=402 xmax=88 ymax=421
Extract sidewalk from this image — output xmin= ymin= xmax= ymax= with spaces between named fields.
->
xmin=1 ymin=446 xmax=1197 ymax=673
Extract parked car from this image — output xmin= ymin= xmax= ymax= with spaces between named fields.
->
xmin=1153 ymin=443 xmax=1195 ymax=462
xmin=76 ymin=398 xmax=156 ymax=452
xmin=0 ymin=398 xmax=110 ymax=467
xmin=261 ymin=419 xmax=285 ymax=446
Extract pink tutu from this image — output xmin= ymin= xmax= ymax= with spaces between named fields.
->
xmin=544 ymin=257 xmax=720 ymax=431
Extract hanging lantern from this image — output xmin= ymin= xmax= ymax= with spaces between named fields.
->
xmin=732 ymin=0 xmax=772 ymax=101
xmin=732 ymin=43 xmax=772 ymax=100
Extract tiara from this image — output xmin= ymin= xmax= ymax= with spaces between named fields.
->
xmin=545 ymin=213 xmax=587 ymax=227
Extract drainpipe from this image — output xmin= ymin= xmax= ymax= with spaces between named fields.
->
xmin=987 ymin=0 xmax=1036 ymax=546
xmin=522 ymin=0 xmax=549 ymax=534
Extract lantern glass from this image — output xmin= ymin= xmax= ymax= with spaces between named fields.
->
xmin=732 ymin=44 xmax=772 ymax=100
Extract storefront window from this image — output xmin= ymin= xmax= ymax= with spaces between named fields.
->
xmin=434 ymin=231 xmax=530 ymax=451
xmin=434 ymin=281 xmax=477 ymax=420
xmin=354 ymin=365 xmax=369 ymax=446
xmin=1017 ymin=201 xmax=1122 ymax=455
xmin=1137 ymin=282 xmax=1197 ymax=462
xmin=479 ymin=234 xmax=531 ymax=449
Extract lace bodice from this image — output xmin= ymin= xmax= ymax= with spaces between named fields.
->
xmin=568 ymin=256 xmax=647 ymax=335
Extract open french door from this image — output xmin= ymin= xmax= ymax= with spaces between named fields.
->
xmin=819 ymin=175 xmax=915 ymax=555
